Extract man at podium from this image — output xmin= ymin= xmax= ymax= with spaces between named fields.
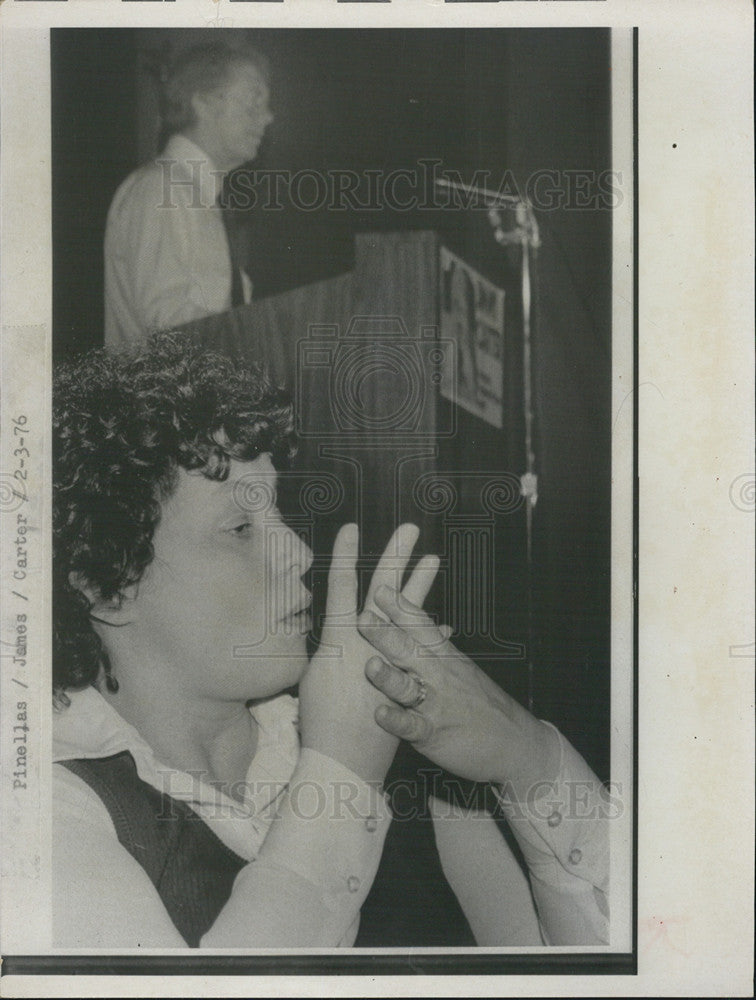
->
xmin=104 ymin=41 xmax=272 ymax=350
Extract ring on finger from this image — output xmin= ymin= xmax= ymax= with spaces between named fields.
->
xmin=405 ymin=672 xmax=427 ymax=710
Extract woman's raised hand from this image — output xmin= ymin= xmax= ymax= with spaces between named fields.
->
xmin=357 ymin=586 xmax=561 ymax=798
xmin=298 ymin=523 xmax=439 ymax=784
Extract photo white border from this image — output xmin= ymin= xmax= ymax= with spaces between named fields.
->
xmin=0 ymin=0 xmax=753 ymax=996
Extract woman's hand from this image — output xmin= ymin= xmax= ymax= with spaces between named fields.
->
xmin=298 ymin=523 xmax=439 ymax=785
xmin=357 ymin=586 xmax=561 ymax=800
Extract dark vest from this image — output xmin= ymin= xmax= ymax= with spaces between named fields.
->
xmin=59 ymin=752 xmax=247 ymax=947
xmin=59 ymin=746 xmax=477 ymax=948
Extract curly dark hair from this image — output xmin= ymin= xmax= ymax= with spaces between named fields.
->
xmin=53 ymin=332 xmax=296 ymax=695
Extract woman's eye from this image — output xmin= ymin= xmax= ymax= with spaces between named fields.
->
xmin=229 ymin=522 xmax=253 ymax=537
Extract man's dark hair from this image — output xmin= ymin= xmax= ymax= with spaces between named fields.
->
xmin=53 ymin=332 xmax=295 ymax=695
xmin=160 ymin=40 xmax=270 ymax=139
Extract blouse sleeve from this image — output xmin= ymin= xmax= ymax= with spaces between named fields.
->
xmin=201 ymin=749 xmax=392 ymax=948
xmin=491 ymin=723 xmax=611 ymax=945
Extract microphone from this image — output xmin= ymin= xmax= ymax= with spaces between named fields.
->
xmin=434 ymin=177 xmax=540 ymax=248
xmin=434 ymin=176 xmax=521 ymax=207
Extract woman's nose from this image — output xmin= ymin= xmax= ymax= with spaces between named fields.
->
xmin=292 ymin=527 xmax=314 ymax=578
xmin=272 ymin=519 xmax=313 ymax=578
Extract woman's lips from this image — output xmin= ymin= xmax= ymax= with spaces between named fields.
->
xmin=280 ymin=595 xmax=313 ymax=631
xmin=282 ymin=608 xmax=312 ymax=634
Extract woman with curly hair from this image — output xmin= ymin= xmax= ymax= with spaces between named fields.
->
xmin=53 ymin=332 xmax=610 ymax=948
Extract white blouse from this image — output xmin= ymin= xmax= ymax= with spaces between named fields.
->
xmin=53 ymin=686 xmax=609 ymax=948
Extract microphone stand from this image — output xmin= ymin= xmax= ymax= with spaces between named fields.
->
xmin=435 ymin=177 xmax=541 ymax=712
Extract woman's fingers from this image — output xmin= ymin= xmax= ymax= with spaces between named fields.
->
xmin=326 ymin=523 xmax=448 ymax=655
xmin=372 ymin=584 xmax=447 ymax=649
xmin=358 ymin=609 xmax=419 ymax=668
xmin=364 ymin=522 xmax=420 ymax=611
xmin=374 ymin=703 xmax=432 ymax=743
xmin=323 ymin=522 xmax=359 ymax=624
xmin=375 ymin=584 xmax=430 ymax=626
xmin=400 ymin=553 xmax=440 ymax=608
xmin=365 ymin=655 xmax=426 ymax=707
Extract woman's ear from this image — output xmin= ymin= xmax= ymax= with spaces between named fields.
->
xmin=67 ymin=572 xmax=134 ymax=627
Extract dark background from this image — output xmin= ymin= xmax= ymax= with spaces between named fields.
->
xmin=51 ymin=28 xmax=612 ymax=780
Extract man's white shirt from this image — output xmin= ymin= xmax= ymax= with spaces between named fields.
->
xmin=104 ymin=134 xmax=252 ymax=351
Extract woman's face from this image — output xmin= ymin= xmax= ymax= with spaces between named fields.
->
xmin=111 ymin=454 xmax=313 ymax=702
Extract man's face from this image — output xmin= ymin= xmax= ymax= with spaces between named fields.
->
xmin=207 ymin=61 xmax=273 ymax=170
xmin=119 ymin=454 xmax=313 ymax=702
